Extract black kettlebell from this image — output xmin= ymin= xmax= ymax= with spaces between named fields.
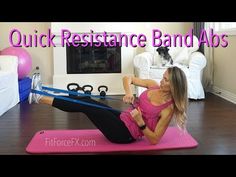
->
xmin=67 ymin=83 xmax=82 ymax=98
xmin=98 ymin=85 xmax=108 ymax=99
xmin=82 ymin=85 xmax=93 ymax=95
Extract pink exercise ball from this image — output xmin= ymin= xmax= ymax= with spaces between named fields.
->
xmin=1 ymin=47 xmax=32 ymax=79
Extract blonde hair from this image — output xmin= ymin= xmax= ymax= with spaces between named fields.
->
xmin=168 ymin=67 xmax=188 ymax=131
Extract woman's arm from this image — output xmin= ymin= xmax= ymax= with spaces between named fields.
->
xmin=145 ymin=107 xmax=174 ymax=145
xmin=131 ymin=106 xmax=174 ymax=145
xmin=123 ymin=76 xmax=159 ymax=90
xmin=122 ymin=76 xmax=159 ymax=104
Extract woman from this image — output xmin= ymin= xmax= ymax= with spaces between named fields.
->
xmin=29 ymin=66 xmax=188 ymax=145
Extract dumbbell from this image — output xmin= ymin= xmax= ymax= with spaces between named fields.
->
xmin=67 ymin=83 xmax=82 ymax=98
xmin=82 ymin=85 xmax=93 ymax=96
xmin=98 ymin=85 xmax=108 ymax=99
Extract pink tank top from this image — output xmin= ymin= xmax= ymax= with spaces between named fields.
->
xmin=120 ymin=86 xmax=173 ymax=139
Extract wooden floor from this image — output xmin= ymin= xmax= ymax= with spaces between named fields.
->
xmin=0 ymin=93 xmax=236 ymax=155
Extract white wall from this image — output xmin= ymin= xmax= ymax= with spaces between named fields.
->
xmin=213 ymin=35 xmax=236 ymax=103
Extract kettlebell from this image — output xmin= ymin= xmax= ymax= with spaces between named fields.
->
xmin=67 ymin=83 xmax=82 ymax=98
xmin=82 ymin=85 xmax=93 ymax=95
xmin=98 ymin=85 xmax=108 ymax=99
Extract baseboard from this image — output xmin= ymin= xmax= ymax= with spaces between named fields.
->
xmin=211 ymin=86 xmax=236 ymax=104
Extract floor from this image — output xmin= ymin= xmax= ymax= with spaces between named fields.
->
xmin=0 ymin=93 xmax=236 ymax=155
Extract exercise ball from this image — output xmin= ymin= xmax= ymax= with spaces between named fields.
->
xmin=1 ymin=47 xmax=32 ymax=79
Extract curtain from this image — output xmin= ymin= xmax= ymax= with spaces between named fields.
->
xmin=202 ymin=22 xmax=214 ymax=92
xmin=193 ymin=22 xmax=205 ymax=54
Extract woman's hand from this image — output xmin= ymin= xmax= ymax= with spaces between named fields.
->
xmin=130 ymin=107 xmax=145 ymax=126
xmin=123 ymin=94 xmax=135 ymax=104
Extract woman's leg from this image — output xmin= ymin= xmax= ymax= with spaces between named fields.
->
xmin=38 ymin=96 xmax=135 ymax=144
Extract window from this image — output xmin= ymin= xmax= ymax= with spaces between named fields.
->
xmin=214 ymin=22 xmax=236 ymax=35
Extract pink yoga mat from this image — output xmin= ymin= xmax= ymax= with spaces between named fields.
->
xmin=26 ymin=127 xmax=198 ymax=154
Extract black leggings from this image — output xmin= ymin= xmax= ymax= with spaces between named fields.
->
xmin=52 ymin=96 xmax=135 ymax=144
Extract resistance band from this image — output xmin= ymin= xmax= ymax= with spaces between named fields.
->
xmin=31 ymin=89 xmax=122 ymax=113
xmin=42 ymin=86 xmax=123 ymax=101
xmin=41 ymin=86 xmax=136 ymax=109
